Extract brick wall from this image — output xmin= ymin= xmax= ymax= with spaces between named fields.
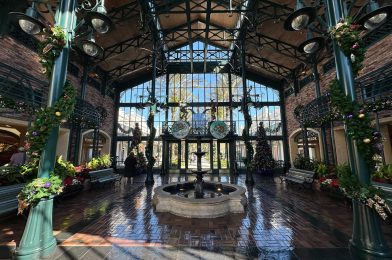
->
xmin=285 ymin=33 xmax=392 ymax=137
xmin=0 ymin=36 xmax=115 ymax=137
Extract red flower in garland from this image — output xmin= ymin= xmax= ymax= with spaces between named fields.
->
xmin=331 ymin=179 xmax=339 ymax=187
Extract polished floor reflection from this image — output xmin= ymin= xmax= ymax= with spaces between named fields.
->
xmin=0 ymin=174 xmax=391 ymax=259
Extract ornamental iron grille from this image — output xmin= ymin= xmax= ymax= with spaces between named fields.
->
xmin=356 ymin=61 xmax=392 ymax=103
xmin=0 ymin=62 xmax=47 ymax=116
xmin=300 ymin=96 xmax=331 ymax=127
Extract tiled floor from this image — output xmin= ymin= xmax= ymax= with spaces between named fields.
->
xmin=1 ymin=174 xmax=391 ymax=260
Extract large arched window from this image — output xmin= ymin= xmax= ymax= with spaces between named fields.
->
xmin=115 ymin=43 xmax=284 ymax=170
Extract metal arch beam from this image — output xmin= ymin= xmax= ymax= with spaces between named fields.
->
xmin=246 ymin=32 xmax=306 ymax=62
xmin=153 ymin=0 xmax=252 ymax=14
xmin=108 ymin=1 xmax=140 ymax=24
xmin=245 ymin=53 xmax=293 ymax=78
xmin=93 ymin=34 xmax=151 ymax=62
xmin=108 ymin=55 xmax=155 ymax=78
xmin=256 ymin=0 xmax=293 ymax=23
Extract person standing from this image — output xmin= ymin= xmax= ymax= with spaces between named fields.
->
xmin=124 ymin=152 xmax=137 ymax=185
xmin=9 ymin=147 xmax=26 ymax=166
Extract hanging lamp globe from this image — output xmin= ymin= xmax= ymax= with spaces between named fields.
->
xmin=84 ymin=5 xmax=113 ymax=34
xmin=284 ymin=0 xmax=316 ymax=31
xmin=298 ymin=31 xmax=324 ymax=54
xmin=9 ymin=6 xmax=46 ymax=35
xmin=80 ymin=35 xmax=103 ymax=57
xmin=357 ymin=1 xmax=392 ymax=30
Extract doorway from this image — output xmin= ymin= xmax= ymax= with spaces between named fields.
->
xmin=185 ymin=141 xmax=212 ymax=170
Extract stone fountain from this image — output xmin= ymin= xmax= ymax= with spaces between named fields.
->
xmin=153 ymin=137 xmax=247 ymax=218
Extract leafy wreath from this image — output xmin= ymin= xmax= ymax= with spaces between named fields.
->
xmin=39 ymin=26 xmax=67 ymax=78
xmin=329 ymin=17 xmax=365 ymax=77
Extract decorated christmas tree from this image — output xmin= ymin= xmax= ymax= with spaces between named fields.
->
xmin=130 ymin=123 xmax=142 ymax=152
xmin=252 ymin=122 xmax=275 ymax=171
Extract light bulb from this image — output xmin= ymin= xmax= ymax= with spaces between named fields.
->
xmin=291 ymin=14 xmax=309 ymax=30
xmin=364 ymin=12 xmax=387 ymax=29
xmin=19 ymin=19 xmax=40 ymax=35
xmin=303 ymin=42 xmax=319 ymax=53
xmin=92 ymin=18 xmax=109 ymax=34
xmin=83 ymin=42 xmax=99 ymax=57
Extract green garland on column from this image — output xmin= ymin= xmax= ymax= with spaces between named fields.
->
xmin=145 ymin=111 xmax=156 ymax=170
xmin=242 ymin=108 xmax=254 ymax=168
xmin=39 ymin=26 xmax=67 ymax=78
xmin=329 ymin=79 xmax=383 ymax=168
xmin=329 ymin=17 xmax=365 ymax=77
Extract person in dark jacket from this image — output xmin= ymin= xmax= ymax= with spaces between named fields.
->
xmin=124 ymin=152 xmax=137 ymax=185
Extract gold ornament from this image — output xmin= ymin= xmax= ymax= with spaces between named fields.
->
xmin=358 ymin=113 xmax=365 ymax=118
xmin=363 ymin=138 xmax=371 ymax=144
xmin=55 ymin=111 xmax=61 ymax=117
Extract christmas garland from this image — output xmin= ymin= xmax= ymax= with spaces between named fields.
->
xmin=329 ymin=17 xmax=365 ymax=77
xmin=337 ymin=164 xmax=391 ymax=220
xmin=242 ymin=107 xmax=254 ymax=168
xmin=25 ymin=82 xmax=76 ymax=163
xmin=329 ymin=79 xmax=383 ymax=167
xmin=145 ymin=111 xmax=156 ymax=170
xmin=39 ymin=26 xmax=67 ymax=78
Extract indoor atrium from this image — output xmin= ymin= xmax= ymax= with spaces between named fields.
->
xmin=0 ymin=0 xmax=391 ymax=259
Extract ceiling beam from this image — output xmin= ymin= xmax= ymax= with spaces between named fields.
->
xmin=245 ymin=53 xmax=293 ymax=78
xmin=108 ymin=1 xmax=140 ymax=24
xmin=94 ymin=34 xmax=151 ymax=62
xmin=108 ymin=56 xmax=154 ymax=78
xmin=246 ymin=32 xmax=306 ymax=62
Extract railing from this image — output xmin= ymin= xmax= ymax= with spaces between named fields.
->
xmin=0 ymin=62 xmax=48 ymax=112
xmin=356 ymin=62 xmax=392 ymax=103
xmin=296 ymin=62 xmax=392 ymax=127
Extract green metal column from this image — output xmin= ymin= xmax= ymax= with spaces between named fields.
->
xmin=279 ymin=90 xmax=290 ymax=168
xmin=240 ymin=39 xmax=254 ymax=185
xmin=16 ymin=0 xmax=76 ymax=259
xmin=311 ymin=60 xmax=329 ymax=165
xmin=111 ymin=89 xmax=120 ymax=168
xmin=325 ymin=1 xmax=391 ymax=258
xmin=145 ymin=46 xmax=157 ymax=184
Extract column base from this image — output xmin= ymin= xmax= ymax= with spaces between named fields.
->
xmin=350 ymin=201 xmax=391 ymax=259
xmin=15 ymin=198 xmax=57 ymax=260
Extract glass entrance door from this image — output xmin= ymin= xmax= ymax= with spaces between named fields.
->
xmin=186 ymin=141 xmax=211 ymax=170
xmin=168 ymin=141 xmax=180 ymax=170
xmin=218 ymin=141 xmax=229 ymax=169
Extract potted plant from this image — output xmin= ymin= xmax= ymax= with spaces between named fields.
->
xmin=372 ymin=164 xmax=392 ymax=184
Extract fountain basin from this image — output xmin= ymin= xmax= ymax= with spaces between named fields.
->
xmin=153 ymin=182 xmax=247 ymax=218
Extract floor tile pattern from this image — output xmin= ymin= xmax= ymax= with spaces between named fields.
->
xmin=0 ymin=174 xmax=391 ymax=259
